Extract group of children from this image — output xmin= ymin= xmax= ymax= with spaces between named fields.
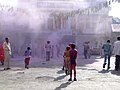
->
xmin=24 ymin=42 xmax=78 ymax=81
xmin=63 ymin=43 xmax=78 ymax=81
xmin=1 ymin=38 xmax=77 ymax=81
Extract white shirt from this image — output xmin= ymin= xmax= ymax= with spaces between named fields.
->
xmin=3 ymin=42 xmax=11 ymax=55
xmin=45 ymin=43 xmax=51 ymax=52
xmin=113 ymin=41 xmax=120 ymax=55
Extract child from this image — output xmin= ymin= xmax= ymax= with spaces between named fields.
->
xmin=69 ymin=43 xmax=78 ymax=81
xmin=63 ymin=46 xmax=70 ymax=75
xmin=24 ymin=47 xmax=31 ymax=69
xmin=45 ymin=41 xmax=51 ymax=61
xmin=102 ymin=40 xmax=112 ymax=70
xmin=62 ymin=43 xmax=72 ymax=70
xmin=0 ymin=44 xmax=4 ymax=65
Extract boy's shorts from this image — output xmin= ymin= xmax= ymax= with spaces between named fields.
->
xmin=25 ymin=58 xmax=30 ymax=65
xmin=70 ymin=64 xmax=76 ymax=70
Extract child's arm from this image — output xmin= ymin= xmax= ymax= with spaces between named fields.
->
xmin=75 ymin=50 xmax=78 ymax=59
xmin=24 ymin=53 xmax=26 ymax=56
xmin=30 ymin=50 xmax=32 ymax=56
xmin=24 ymin=51 xmax=27 ymax=56
xmin=63 ymin=51 xmax=66 ymax=58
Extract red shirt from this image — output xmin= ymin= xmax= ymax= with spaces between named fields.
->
xmin=70 ymin=49 xmax=77 ymax=64
xmin=0 ymin=45 xmax=4 ymax=61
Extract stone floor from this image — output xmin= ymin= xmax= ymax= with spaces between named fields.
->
xmin=0 ymin=56 xmax=120 ymax=90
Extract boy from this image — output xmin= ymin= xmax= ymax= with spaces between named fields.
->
xmin=69 ymin=43 xmax=78 ymax=81
xmin=3 ymin=37 xmax=11 ymax=70
xmin=45 ymin=41 xmax=51 ymax=61
xmin=113 ymin=37 xmax=120 ymax=71
xmin=102 ymin=40 xmax=112 ymax=70
xmin=24 ymin=47 xmax=31 ymax=69
xmin=0 ymin=44 xmax=4 ymax=65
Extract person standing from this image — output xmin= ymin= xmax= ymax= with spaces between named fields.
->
xmin=3 ymin=37 xmax=11 ymax=70
xmin=113 ymin=37 xmax=120 ymax=71
xmin=62 ymin=43 xmax=72 ymax=71
xmin=56 ymin=44 xmax=60 ymax=58
xmin=24 ymin=47 xmax=31 ymax=69
xmin=45 ymin=41 xmax=51 ymax=61
xmin=83 ymin=42 xmax=90 ymax=59
xmin=99 ymin=41 xmax=104 ymax=58
xmin=69 ymin=43 xmax=78 ymax=81
xmin=41 ymin=45 xmax=45 ymax=58
xmin=0 ymin=43 xmax=4 ymax=65
xmin=63 ymin=46 xmax=70 ymax=75
xmin=102 ymin=40 xmax=112 ymax=70
xmin=51 ymin=45 xmax=54 ymax=58
xmin=87 ymin=41 xmax=91 ymax=59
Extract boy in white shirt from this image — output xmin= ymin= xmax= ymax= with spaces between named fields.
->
xmin=113 ymin=37 xmax=120 ymax=71
xmin=45 ymin=41 xmax=51 ymax=61
xmin=3 ymin=37 xmax=11 ymax=70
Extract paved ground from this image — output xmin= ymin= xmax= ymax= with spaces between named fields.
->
xmin=0 ymin=56 xmax=120 ymax=90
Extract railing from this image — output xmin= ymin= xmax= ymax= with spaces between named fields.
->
xmin=53 ymin=1 xmax=109 ymax=17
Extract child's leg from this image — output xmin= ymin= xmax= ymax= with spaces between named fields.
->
xmin=25 ymin=58 xmax=30 ymax=68
xmin=1 ymin=60 xmax=4 ymax=65
xmin=62 ymin=59 xmax=65 ymax=70
xmin=26 ymin=58 xmax=30 ymax=69
xmin=103 ymin=54 xmax=107 ymax=68
xmin=66 ymin=59 xmax=70 ymax=74
xmin=25 ymin=58 xmax=27 ymax=68
xmin=64 ymin=59 xmax=68 ymax=74
xmin=48 ymin=52 xmax=50 ymax=60
xmin=46 ymin=52 xmax=48 ymax=61
xmin=108 ymin=54 xmax=110 ymax=68
xmin=68 ymin=60 xmax=70 ymax=74
xmin=73 ymin=65 xmax=76 ymax=79
xmin=66 ymin=58 xmax=69 ymax=70
xmin=70 ymin=65 xmax=72 ymax=79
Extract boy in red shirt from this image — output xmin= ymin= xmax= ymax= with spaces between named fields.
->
xmin=0 ymin=44 xmax=4 ymax=65
xmin=69 ymin=43 xmax=77 ymax=81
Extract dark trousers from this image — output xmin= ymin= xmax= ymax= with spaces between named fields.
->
xmin=25 ymin=58 xmax=30 ymax=65
xmin=46 ymin=51 xmax=50 ymax=61
xmin=84 ymin=50 xmax=88 ymax=59
xmin=115 ymin=55 xmax=120 ymax=70
xmin=104 ymin=53 xmax=111 ymax=68
xmin=84 ymin=50 xmax=90 ymax=59
xmin=70 ymin=64 xmax=76 ymax=79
